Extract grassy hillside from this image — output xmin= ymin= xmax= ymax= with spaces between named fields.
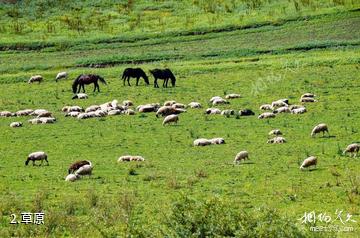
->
xmin=0 ymin=1 xmax=360 ymax=237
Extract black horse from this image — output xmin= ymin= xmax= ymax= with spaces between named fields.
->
xmin=72 ymin=74 xmax=107 ymax=93
xmin=121 ymin=68 xmax=149 ymax=86
xmin=150 ymin=68 xmax=176 ymax=88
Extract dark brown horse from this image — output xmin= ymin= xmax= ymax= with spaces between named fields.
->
xmin=68 ymin=160 xmax=91 ymax=174
xmin=150 ymin=68 xmax=176 ymax=88
xmin=72 ymin=74 xmax=107 ymax=93
xmin=121 ymin=68 xmax=149 ymax=86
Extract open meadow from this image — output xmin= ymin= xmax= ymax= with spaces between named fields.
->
xmin=0 ymin=0 xmax=360 ymax=237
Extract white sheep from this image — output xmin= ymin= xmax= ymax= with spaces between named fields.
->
xmin=163 ymin=114 xmax=179 ymax=126
xmin=31 ymin=109 xmax=50 ymax=116
xmin=300 ymin=156 xmax=317 ymax=170
xmin=124 ymin=109 xmax=135 ymax=115
xmin=72 ymin=93 xmax=88 ymax=99
xmin=28 ymin=75 xmax=43 ymax=84
xmin=225 ymin=94 xmax=241 ymax=99
xmin=67 ymin=106 xmax=83 ymax=112
xmin=289 ymin=105 xmax=303 ymax=110
xmin=209 ymin=96 xmax=223 ymax=103
xmin=39 ymin=117 xmax=56 ymax=124
xmin=55 ymin=71 xmax=68 ymax=81
xmin=36 ymin=111 xmax=52 ymax=118
xmin=75 ymin=161 xmax=93 ymax=177
xmin=300 ymin=97 xmax=316 ymax=103
xmin=188 ymin=102 xmax=202 ymax=108
xmin=311 ymin=123 xmax=329 ymax=137
xmin=210 ymin=138 xmax=225 ymax=144
xmin=260 ymin=104 xmax=273 ymax=110
xmin=267 ymin=136 xmax=286 ymax=144
xmin=77 ymin=113 xmax=90 ymax=119
xmin=137 ymin=104 xmax=159 ymax=113
xmin=271 ymin=99 xmax=288 ymax=108
xmin=268 ymin=129 xmax=282 ymax=136
xmin=291 ymin=107 xmax=307 ymax=114
xmin=25 ymin=151 xmax=48 ymax=166
xmin=10 ymin=122 xmax=22 ymax=128
xmin=0 ymin=111 xmax=14 ymax=117
xmin=234 ymin=151 xmax=249 ymax=163
xmin=15 ymin=109 xmax=33 ymax=116
xmin=65 ymin=111 xmax=80 ymax=117
xmin=28 ymin=118 xmax=42 ymax=124
xmin=273 ymin=106 xmax=290 ymax=114
xmin=118 ymin=155 xmax=145 ymax=162
xmin=205 ymin=108 xmax=221 ymax=115
xmin=301 ymin=93 xmax=315 ymax=98
xmin=212 ymin=98 xmax=229 ymax=105
xmin=193 ymin=138 xmax=212 ymax=146
xmin=107 ymin=109 xmax=122 ymax=116
xmin=65 ymin=174 xmax=79 ymax=182
xmin=343 ymin=143 xmax=359 ymax=158
xmin=221 ymin=110 xmax=235 ymax=116
xmin=85 ymin=105 xmax=101 ymax=113
xmin=258 ymin=112 xmax=276 ymax=119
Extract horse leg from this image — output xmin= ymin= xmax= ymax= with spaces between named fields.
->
xmin=128 ymin=77 xmax=131 ymax=86
xmin=166 ymin=78 xmax=169 ymax=88
xmin=123 ymin=77 xmax=126 ymax=86
xmin=97 ymin=82 xmax=100 ymax=92
xmin=136 ymin=77 xmax=139 ymax=86
xmin=33 ymin=160 xmax=35 ymax=166
xmin=154 ymin=78 xmax=157 ymax=88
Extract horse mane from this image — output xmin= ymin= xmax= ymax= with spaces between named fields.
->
xmin=72 ymin=74 xmax=83 ymax=92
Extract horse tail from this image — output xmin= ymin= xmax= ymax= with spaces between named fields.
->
xmin=121 ymin=69 xmax=128 ymax=80
xmin=98 ymin=76 xmax=107 ymax=85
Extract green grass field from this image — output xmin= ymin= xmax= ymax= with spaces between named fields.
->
xmin=1 ymin=0 xmax=360 ymax=237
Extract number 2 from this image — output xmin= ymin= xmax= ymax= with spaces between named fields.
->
xmin=10 ymin=214 xmax=18 ymax=224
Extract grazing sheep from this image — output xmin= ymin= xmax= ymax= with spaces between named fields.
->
xmin=301 ymin=93 xmax=315 ymax=98
xmin=77 ymin=113 xmax=90 ymax=119
xmin=267 ymin=136 xmax=286 ymax=144
xmin=15 ymin=109 xmax=33 ymax=116
xmin=107 ymin=109 xmax=122 ymax=116
xmin=273 ymin=106 xmax=290 ymax=114
xmin=193 ymin=138 xmax=212 ymax=146
xmin=28 ymin=118 xmax=42 ymax=124
xmin=260 ymin=104 xmax=273 ymax=110
xmin=39 ymin=117 xmax=56 ymax=124
xmin=291 ymin=107 xmax=307 ymax=114
xmin=172 ymin=103 xmax=186 ymax=109
xmin=65 ymin=174 xmax=79 ymax=182
xmin=163 ymin=114 xmax=179 ymax=126
xmin=209 ymin=96 xmax=223 ymax=103
xmin=300 ymin=156 xmax=317 ymax=170
xmin=94 ymin=109 xmax=106 ymax=117
xmin=72 ymin=93 xmax=88 ymax=99
xmin=300 ymin=97 xmax=317 ymax=103
xmin=271 ymin=100 xmax=288 ymax=108
xmin=123 ymin=100 xmax=134 ymax=107
xmin=212 ymin=98 xmax=229 ymax=105
xmin=55 ymin=71 xmax=68 ymax=82
xmin=36 ymin=111 xmax=52 ymax=118
xmin=28 ymin=75 xmax=43 ymax=84
xmin=137 ymin=104 xmax=159 ymax=113
xmin=234 ymin=151 xmax=249 ymax=163
xmin=10 ymin=122 xmax=22 ymax=128
xmin=67 ymin=106 xmax=83 ymax=112
xmin=25 ymin=151 xmax=48 ymax=166
xmin=311 ymin=123 xmax=329 ymax=137
xmin=75 ymin=161 xmax=93 ymax=177
xmin=205 ymin=108 xmax=221 ymax=115
xmin=0 ymin=111 xmax=14 ymax=117
xmin=111 ymin=99 xmax=120 ymax=109
xmin=65 ymin=111 xmax=80 ymax=117
xmin=31 ymin=109 xmax=50 ymax=116
xmin=343 ymin=143 xmax=359 ymax=158
xmin=124 ymin=109 xmax=135 ymax=115
xmin=118 ymin=155 xmax=145 ymax=162
xmin=239 ymin=109 xmax=255 ymax=116
xmin=225 ymin=94 xmax=241 ymax=99
xmin=210 ymin=137 xmax=225 ymax=144
xmin=258 ymin=112 xmax=276 ymax=119
xmin=268 ymin=129 xmax=282 ymax=136
xmin=156 ymin=106 xmax=185 ymax=117
xmin=164 ymin=100 xmax=176 ymax=106
xmin=68 ymin=160 xmax=91 ymax=174
xmin=221 ymin=110 xmax=235 ymax=116
xmin=188 ymin=102 xmax=202 ymax=108
xmin=85 ymin=105 xmax=100 ymax=113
